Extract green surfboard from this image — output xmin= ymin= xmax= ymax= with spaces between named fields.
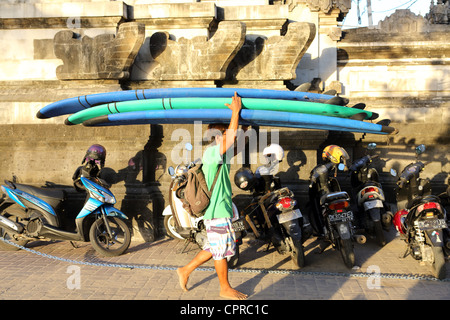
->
xmin=65 ymin=97 xmax=378 ymax=125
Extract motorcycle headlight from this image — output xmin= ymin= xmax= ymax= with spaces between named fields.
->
xmin=91 ymin=188 xmax=116 ymax=204
xmin=102 ymin=191 xmax=116 ymax=204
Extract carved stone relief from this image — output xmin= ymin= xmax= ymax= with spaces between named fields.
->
xmin=426 ymin=0 xmax=449 ymax=24
xmin=52 ymin=19 xmax=316 ymax=83
xmin=148 ymin=21 xmax=246 ymax=80
xmin=54 ymin=22 xmax=145 ymax=80
xmin=303 ymin=0 xmax=351 ymax=13
xmin=378 ymin=9 xmax=429 ymax=33
xmin=229 ymin=22 xmax=316 ymax=81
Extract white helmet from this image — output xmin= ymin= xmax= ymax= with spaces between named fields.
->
xmin=263 ymin=144 xmax=284 ymax=162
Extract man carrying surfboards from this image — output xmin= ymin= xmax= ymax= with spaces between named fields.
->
xmin=177 ymin=92 xmax=248 ymax=300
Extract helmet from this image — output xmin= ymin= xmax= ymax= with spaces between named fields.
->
xmin=82 ymin=144 xmax=107 ymax=168
xmin=322 ymin=145 xmax=350 ymax=167
xmin=263 ymin=144 xmax=284 ymax=162
xmin=234 ymin=167 xmax=255 ymax=191
xmin=393 ymin=209 xmax=408 ymax=234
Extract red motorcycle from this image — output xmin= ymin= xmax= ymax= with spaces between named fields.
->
xmin=392 ymin=145 xmax=449 ymax=279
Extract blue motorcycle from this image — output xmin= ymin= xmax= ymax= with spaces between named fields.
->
xmin=0 ymin=175 xmax=131 ymax=256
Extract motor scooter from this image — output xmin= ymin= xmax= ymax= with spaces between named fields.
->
xmin=392 ymin=144 xmax=449 ymax=279
xmin=349 ymin=143 xmax=393 ymax=246
xmin=308 ymin=160 xmax=364 ymax=268
xmin=234 ymin=144 xmax=306 ymax=268
xmin=0 ymin=163 xmax=131 ymax=257
xmin=163 ymin=144 xmax=245 ymax=268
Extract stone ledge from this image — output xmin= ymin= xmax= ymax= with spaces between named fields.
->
xmin=132 ymin=2 xmax=216 ymax=19
xmin=0 ymin=80 xmax=122 ymax=102
xmin=135 ymin=17 xmax=216 ymax=30
xmin=0 ymin=2 xmax=127 ymax=19
xmin=0 ymin=17 xmax=124 ymax=29
xmin=222 ymin=4 xmax=288 ymax=20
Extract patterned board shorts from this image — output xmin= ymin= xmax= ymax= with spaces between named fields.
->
xmin=203 ymin=217 xmax=236 ymax=260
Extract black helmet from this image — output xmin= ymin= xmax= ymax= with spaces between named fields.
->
xmin=82 ymin=144 xmax=107 ymax=168
xmin=234 ymin=167 xmax=255 ymax=191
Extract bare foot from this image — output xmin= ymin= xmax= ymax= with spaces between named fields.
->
xmin=220 ymin=287 xmax=248 ymax=300
xmin=176 ymin=268 xmax=189 ymax=292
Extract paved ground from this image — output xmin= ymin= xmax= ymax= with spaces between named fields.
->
xmin=0 ymin=228 xmax=449 ymax=303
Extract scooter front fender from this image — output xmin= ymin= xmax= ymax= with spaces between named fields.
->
xmin=102 ymin=205 xmax=128 ymax=220
xmin=162 ymin=205 xmax=173 ymax=216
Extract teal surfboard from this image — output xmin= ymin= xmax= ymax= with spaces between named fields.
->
xmin=65 ymin=97 xmax=377 ymax=125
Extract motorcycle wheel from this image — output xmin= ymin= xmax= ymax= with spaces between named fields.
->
xmin=164 ymin=215 xmax=184 ymax=240
xmin=374 ymin=220 xmax=386 ymax=247
xmin=89 ymin=217 xmax=131 ymax=257
xmin=291 ymin=238 xmax=305 ymax=269
xmin=432 ymin=246 xmax=446 ymax=280
xmin=339 ymin=238 xmax=355 ymax=268
xmin=227 ymin=245 xmax=240 ymax=269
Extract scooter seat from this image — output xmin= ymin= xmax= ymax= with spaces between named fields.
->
xmin=360 ymin=181 xmax=382 ymax=189
xmin=14 ymin=183 xmax=66 ymax=209
xmin=407 ymin=194 xmax=440 ymax=210
xmin=320 ymin=191 xmax=349 ymax=206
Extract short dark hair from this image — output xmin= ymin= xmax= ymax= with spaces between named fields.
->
xmin=207 ymin=123 xmax=228 ymax=133
xmin=206 ymin=123 xmax=228 ymax=144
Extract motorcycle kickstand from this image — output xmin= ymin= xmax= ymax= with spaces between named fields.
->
xmin=400 ymin=246 xmax=411 ymax=259
xmin=69 ymin=241 xmax=80 ymax=249
xmin=180 ymin=238 xmax=192 ymax=254
xmin=316 ymin=241 xmax=331 ymax=254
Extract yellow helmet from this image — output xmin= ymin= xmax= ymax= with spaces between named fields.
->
xmin=322 ymin=145 xmax=350 ymax=166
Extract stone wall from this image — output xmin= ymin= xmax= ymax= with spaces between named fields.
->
xmin=337 ymin=9 xmax=450 ymax=195
xmin=0 ymin=1 xmax=448 ymax=242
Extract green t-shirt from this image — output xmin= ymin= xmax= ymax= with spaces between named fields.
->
xmin=202 ymin=145 xmax=233 ymax=220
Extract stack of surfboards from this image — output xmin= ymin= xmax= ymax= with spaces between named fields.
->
xmin=36 ymin=88 xmax=397 ymax=135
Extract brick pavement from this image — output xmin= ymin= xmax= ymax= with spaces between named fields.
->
xmin=0 ymin=229 xmax=449 ymax=302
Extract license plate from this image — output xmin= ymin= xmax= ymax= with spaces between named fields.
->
xmin=328 ymin=211 xmax=354 ymax=223
xmin=277 ymin=209 xmax=302 ymax=224
xmin=415 ymin=219 xmax=448 ymax=230
xmin=363 ymin=199 xmax=383 ymax=210
xmin=232 ymin=219 xmax=246 ymax=232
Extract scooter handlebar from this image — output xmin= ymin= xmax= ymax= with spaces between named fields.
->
xmin=397 ymin=178 xmax=407 ymax=189
xmin=188 ymin=158 xmax=202 ymax=168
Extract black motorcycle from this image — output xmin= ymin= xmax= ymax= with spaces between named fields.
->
xmin=308 ymin=162 xmax=363 ymax=268
xmin=235 ymin=166 xmax=306 ymax=268
xmin=392 ymin=144 xmax=449 ymax=279
xmin=349 ymin=143 xmax=393 ymax=246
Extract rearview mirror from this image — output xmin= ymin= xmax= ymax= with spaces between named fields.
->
xmin=168 ymin=166 xmax=175 ymax=176
xmin=415 ymin=144 xmax=425 ymax=155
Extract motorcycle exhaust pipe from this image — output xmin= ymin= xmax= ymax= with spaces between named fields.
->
xmin=0 ymin=215 xmax=23 ymax=234
xmin=354 ymin=234 xmax=367 ymax=244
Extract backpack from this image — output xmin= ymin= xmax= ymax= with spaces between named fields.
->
xmin=182 ymin=164 xmax=222 ymax=217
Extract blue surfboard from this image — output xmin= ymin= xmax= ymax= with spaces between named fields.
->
xmin=37 ymin=88 xmax=343 ymax=119
xmin=82 ymin=109 xmax=397 ymax=135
